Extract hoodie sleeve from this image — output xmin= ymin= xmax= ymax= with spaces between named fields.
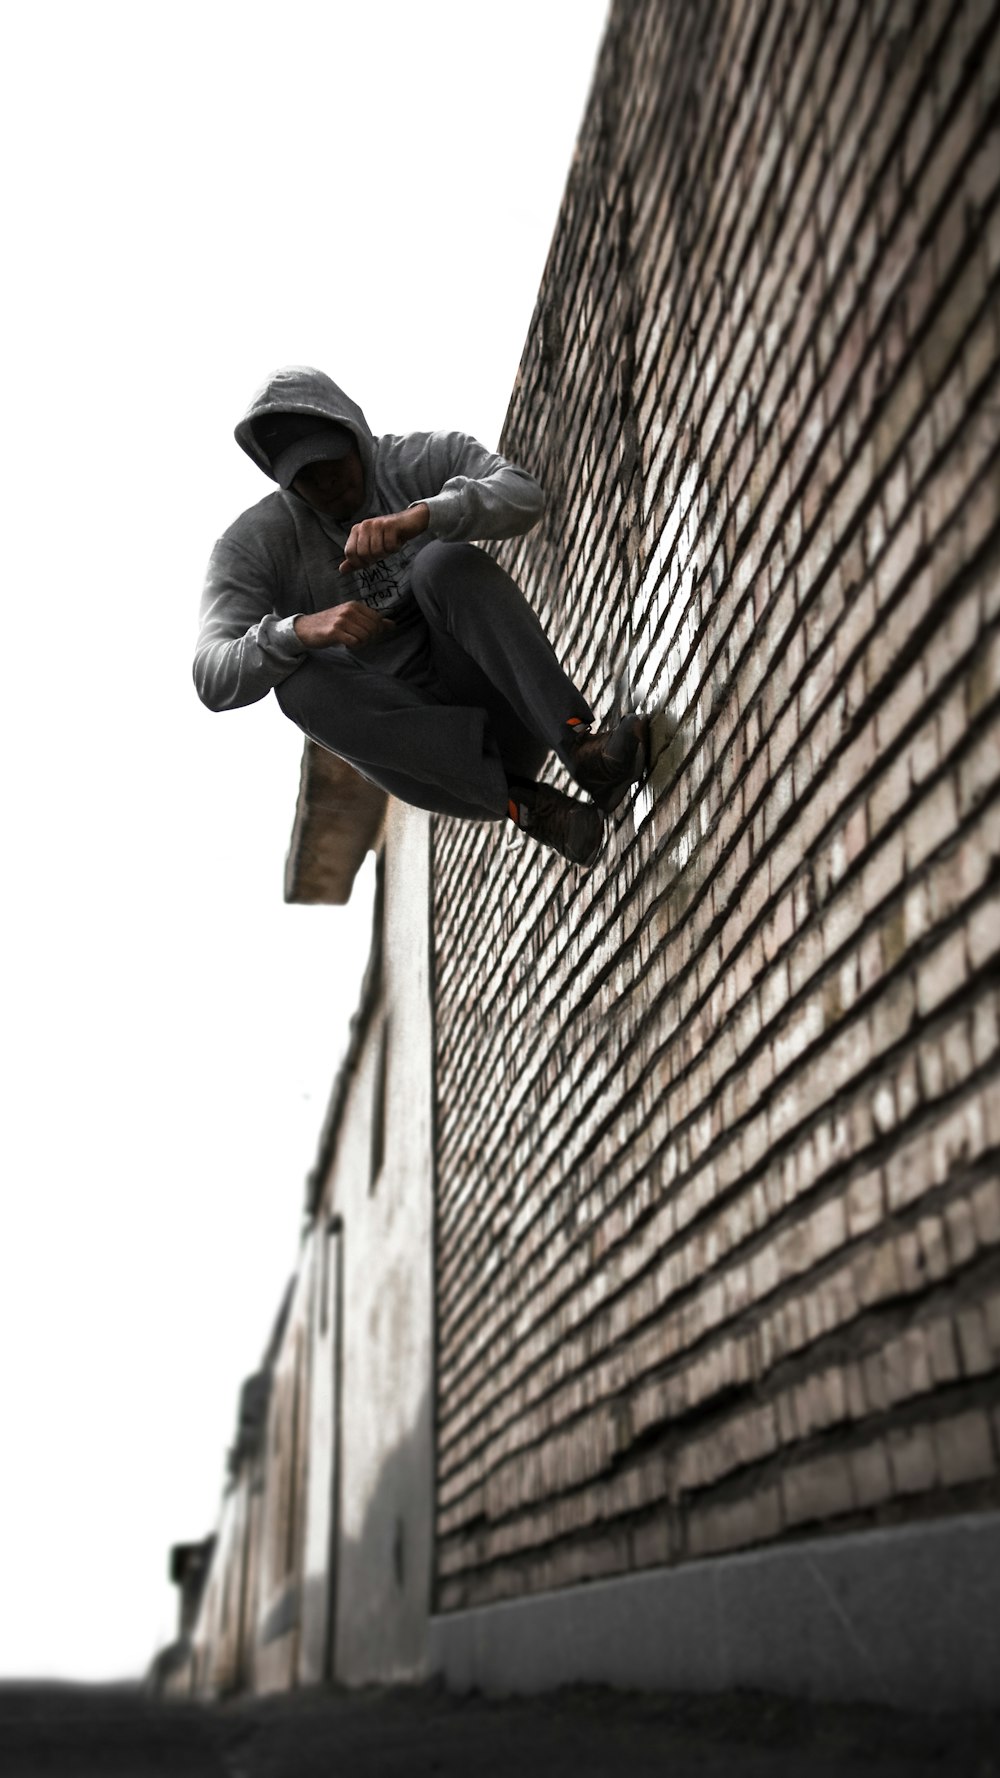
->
xmin=193 ymin=535 xmax=307 ymax=712
xmin=393 ymin=431 xmax=544 ymax=542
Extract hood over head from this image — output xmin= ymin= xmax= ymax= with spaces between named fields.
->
xmin=235 ymin=367 xmax=376 ymax=502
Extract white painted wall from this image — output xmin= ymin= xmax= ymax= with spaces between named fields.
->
xmin=297 ymin=1218 xmax=342 ymax=1685
xmin=323 ymin=803 xmax=436 ymax=1685
xmin=181 ymin=801 xmax=435 ymax=1697
xmin=253 ymin=1262 xmax=311 ymax=1695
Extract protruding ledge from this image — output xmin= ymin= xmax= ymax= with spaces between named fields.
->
xmin=284 ymin=742 xmax=387 ymax=905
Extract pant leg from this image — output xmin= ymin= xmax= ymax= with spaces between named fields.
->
xmin=409 ymin=541 xmax=594 ymax=755
xmin=402 ymin=615 xmax=549 ymax=783
xmin=274 ymin=646 xmax=509 ymax=820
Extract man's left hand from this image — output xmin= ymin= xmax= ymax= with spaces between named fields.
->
xmin=339 ymin=503 xmax=430 ymax=574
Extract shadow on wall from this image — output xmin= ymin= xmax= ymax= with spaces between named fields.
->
xmin=333 ymin=1374 xmax=435 ymax=1688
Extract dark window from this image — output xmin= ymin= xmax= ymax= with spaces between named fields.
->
xmin=370 ymin=1015 xmax=390 ymax=1191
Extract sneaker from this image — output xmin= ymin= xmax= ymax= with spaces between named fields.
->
xmin=564 ymin=713 xmax=650 ymax=813
xmin=508 ymin=781 xmax=605 ymax=868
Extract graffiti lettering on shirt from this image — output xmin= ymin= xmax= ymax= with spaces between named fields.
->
xmin=357 ymin=554 xmax=406 ymax=611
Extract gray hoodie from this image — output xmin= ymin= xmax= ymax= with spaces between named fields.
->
xmin=194 ymin=366 xmax=545 ymax=712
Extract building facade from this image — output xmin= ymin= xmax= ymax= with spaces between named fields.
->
xmin=429 ymin=0 xmax=1000 ymax=1710
xmin=162 ymin=0 xmax=1000 ymax=1711
xmin=163 ymin=788 xmax=436 ymax=1697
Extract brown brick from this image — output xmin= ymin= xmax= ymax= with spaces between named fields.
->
xmin=986 ymin=1291 xmax=1000 ymax=1362
xmin=858 ymin=927 xmax=884 ymax=994
xmin=632 ymin=1515 xmax=672 ymax=1569
xmin=878 ymin=661 xmax=926 ymax=755
xmin=933 ymin=1410 xmax=996 ymax=1487
xmin=904 ymin=878 xmax=932 ymax=947
xmin=967 ymin=889 xmax=1000 ymax=972
xmin=782 ymin=1451 xmax=855 ymax=1528
xmin=897 ymin=1229 xmax=926 ymax=1294
xmin=909 ymin=713 xmax=940 ymax=786
xmin=917 ymin=1036 xmax=946 ymax=1100
xmin=970 ymin=1178 xmax=1000 ymax=1248
xmin=941 ymin=1019 xmax=974 ymax=1090
xmin=887 ymin=1424 xmax=939 ymax=1496
xmin=850 ymin=1440 xmax=894 ymax=1510
xmin=956 ymin=1306 xmax=993 ymax=1377
xmin=971 ymin=993 xmax=1000 ymax=1069
xmin=932 ymin=1096 xmax=988 ymax=1183
xmin=944 ymin=1197 xmax=978 ymax=1268
xmin=958 ymin=727 xmax=1000 ymax=821
xmin=868 ymin=752 xmax=912 ymax=842
xmin=884 ymin=1327 xmax=933 ymax=1405
xmin=985 ymin=1077 xmax=1000 ymax=1148
xmin=860 ymin=828 xmax=906 ymax=916
xmin=846 ymin=1167 xmax=884 ymax=1238
xmin=896 ymin=1052 xmax=921 ymax=1123
xmin=926 ymin=1316 xmax=962 ymax=1385
xmin=916 ymin=927 xmax=968 ymax=1017
xmin=918 ymin=1214 xmax=951 ymax=1283
xmin=905 ymin=775 xmax=960 ymax=871
xmin=854 ymin=1239 xmax=903 ymax=1309
xmin=871 ymin=1079 xmax=897 ymax=1136
xmin=885 ymin=1124 xmax=936 ymax=1210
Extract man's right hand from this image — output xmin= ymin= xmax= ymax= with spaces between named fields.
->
xmin=293 ymin=603 xmax=395 ymax=650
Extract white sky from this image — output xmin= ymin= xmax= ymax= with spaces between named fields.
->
xmin=0 ymin=0 xmax=607 ymax=1681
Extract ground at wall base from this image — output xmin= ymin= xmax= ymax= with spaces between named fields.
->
xmin=210 ymin=1682 xmax=1000 ymax=1776
xmin=6 ymin=1681 xmax=996 ymax=1778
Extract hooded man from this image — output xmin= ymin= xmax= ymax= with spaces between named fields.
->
xmin=195 ymin=366 xmax=648 ymax=866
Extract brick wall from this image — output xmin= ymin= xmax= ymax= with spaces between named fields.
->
xmin=432 ymin=0 xmax=1000 ymax=1611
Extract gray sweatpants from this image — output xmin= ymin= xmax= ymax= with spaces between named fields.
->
xmin=275 ymin=541 xmax=593 ymax=821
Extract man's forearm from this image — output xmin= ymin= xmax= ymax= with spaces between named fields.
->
xmin=293 ymin=602 xmax=395 ymax=650
xmin=194 ymin=614 xmax=306 ymax=711
xmin=420 ymin=462 xmax=543 ymax=543
xmin=338 ymin=502 xmax=429 ymax=575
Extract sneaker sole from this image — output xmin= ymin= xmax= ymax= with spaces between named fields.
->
xmin=589 ymin=715 xmax=651 ymax=814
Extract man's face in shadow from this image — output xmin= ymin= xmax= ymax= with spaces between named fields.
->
xmin=291 ymin=447 xmax=365 ymax=522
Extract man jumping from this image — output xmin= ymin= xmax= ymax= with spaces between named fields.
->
xmin=195 ymin=366 xmax=648 ymax=867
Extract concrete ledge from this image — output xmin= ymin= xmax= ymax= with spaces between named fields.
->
xmin=284 ymin=742 xmax=386 ymax=905
xmin=429 ymin=1513 xmax=1000 ymax=1711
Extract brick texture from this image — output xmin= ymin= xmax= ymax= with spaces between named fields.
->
xmin=432 ymin=0 xmax=1000 ymax=1612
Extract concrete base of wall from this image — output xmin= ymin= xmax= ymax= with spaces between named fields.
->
xmin=429 ymin=1513 xmax=1000 ymax=1712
